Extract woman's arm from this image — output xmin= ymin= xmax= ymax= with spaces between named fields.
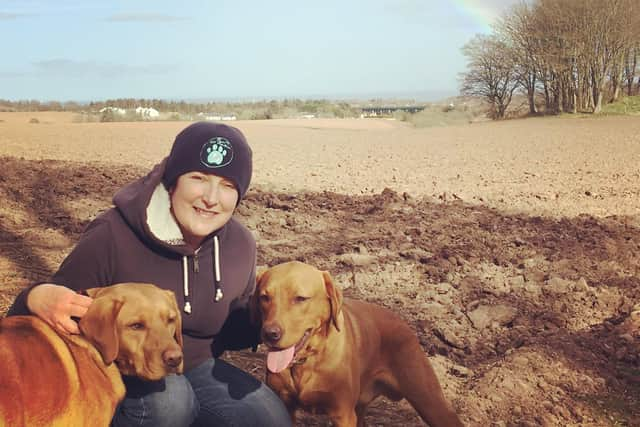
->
xmin=6 ymin=217 xmax=116 ymax=334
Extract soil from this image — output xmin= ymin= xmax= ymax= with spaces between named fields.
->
xmin=1 ymin=112 xmax=640 ymax=426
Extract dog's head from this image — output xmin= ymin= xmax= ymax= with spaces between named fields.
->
xmin=251 ymin=261 xmax=343 ymax=373
xmin=79 ymin=283 xmax=184 ymax=380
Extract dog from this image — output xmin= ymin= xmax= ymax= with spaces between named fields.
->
xmin=252 ymin=261 xmax=464 ymax=427
xmin=0 ymin=283 xmax=183 ymax=427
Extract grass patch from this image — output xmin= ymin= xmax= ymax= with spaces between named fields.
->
xmin=601 ymin=95 xmax=640 ymax=115
xmin=399 ymin=102 xmax=486 ymax=128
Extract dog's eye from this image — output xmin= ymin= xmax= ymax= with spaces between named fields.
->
xmin=128 ymin=322 xmax=145 ymax=330
xmin=294 ymin=296 xmax=309 ymax=304
xmin=259 ymin=294 xmax=270 ymax=303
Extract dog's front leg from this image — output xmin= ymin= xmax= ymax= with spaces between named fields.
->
xmin=329 ymin=409 xmax=358 ymax=427
xmin=355 ymin=405 xmax=368 ymax=427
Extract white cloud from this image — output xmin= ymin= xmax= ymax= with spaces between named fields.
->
xmin=106 ymin=13 xmax=188 ymax=23
xmin=31 ymin=59 xmax=177 ymax=77
xmin=0 ymin=12 xmax=29 ymax=19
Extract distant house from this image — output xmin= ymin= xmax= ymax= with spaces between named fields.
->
xmin=196 ymin=112 xmax=235 ymax=121
xmin=135 ymin=106 xmax=160 ymax=119
xmin=198 ymin=112 xmax=222 ymax=121
xmin=360 ymin=106 xmax=425 ymax=118
xmin=99 ymin=106 xmax=126 ymax=115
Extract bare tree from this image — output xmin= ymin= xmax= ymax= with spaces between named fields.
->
xmin=460 ymin=34 xmax=519 ymax=119
xmin=515 ymin=0 xmax=563 ymax=113
xmin=623 ymin=46 xmax=639 ymax=96
xmin=498 ymin=2 xmax=540 ymax=115
xmin=461 ymin=0 xmax=640 ymax=118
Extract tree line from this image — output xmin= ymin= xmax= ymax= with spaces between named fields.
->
xmin=0 ymin=98 xmax=358 ymax=119
xmin=460 ymin=0 xmax=640 ymax=119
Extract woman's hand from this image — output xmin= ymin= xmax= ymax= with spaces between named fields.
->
xmin=26 ymin=284 xmax=93 ymax=334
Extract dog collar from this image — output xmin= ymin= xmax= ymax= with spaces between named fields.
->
xmin=292 ymin=356 xmax=307 ymax=366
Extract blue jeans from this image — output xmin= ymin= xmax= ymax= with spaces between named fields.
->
xmin=111 ymin=358 xmax=291 ymax=427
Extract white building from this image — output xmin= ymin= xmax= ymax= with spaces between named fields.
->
xmin=135 ymin=106 xmax=160 ymax=118
xmin=99 ymin=106 xmax=126 ymax=115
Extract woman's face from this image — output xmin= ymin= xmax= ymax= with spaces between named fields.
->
xmin=170 ymin=172 xmax=239 ymax=248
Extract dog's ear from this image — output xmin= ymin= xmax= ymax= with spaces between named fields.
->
xmin=322 ymin=270 xmax=343 ymax=332
xmin=79 ymin=295 xmax=124 ymax=365
xmin=249 ymin=267 xmax=268 ymax=326
xmin=256 ymin=265 xmax=269 ymax=280
xmin=164 ymin=290 xmax=183 ymax=349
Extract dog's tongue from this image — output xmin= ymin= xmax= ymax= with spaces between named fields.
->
xmin=267 ymin=346 xmax=295 ymax=373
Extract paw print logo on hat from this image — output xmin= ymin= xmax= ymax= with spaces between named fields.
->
xmin=200 ymin=137 xmax=234 ymax=168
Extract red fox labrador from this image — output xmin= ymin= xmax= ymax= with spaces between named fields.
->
xmin=0 ymin=283 xmax=183 ymax=427
xmin=253 ymin=261 xmax=464 ymax=427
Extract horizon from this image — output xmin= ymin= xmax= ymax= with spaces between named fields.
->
xmin=2 ymin=89 xmax=462 ymax=105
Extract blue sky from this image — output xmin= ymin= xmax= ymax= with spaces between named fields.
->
xmin=0 ymin=0 xmax=520 ymax=102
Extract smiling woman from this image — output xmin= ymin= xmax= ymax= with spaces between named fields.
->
xmin=169 ymin=172 xmax=239 ymax=249
xmin=6 ymin=121 xmax=292 ymax=427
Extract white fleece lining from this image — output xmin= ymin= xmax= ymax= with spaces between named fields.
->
xmin=146 ymin=183 xmax=184 ymax=245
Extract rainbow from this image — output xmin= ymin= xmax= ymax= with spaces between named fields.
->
xmin=450 ymin=0 xmax=500 ymax=33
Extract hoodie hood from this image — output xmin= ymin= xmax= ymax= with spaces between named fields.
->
xmin=113 ymin=158 xmax=194 ymax=257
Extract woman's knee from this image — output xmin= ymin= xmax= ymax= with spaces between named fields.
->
xmin=111 ymin=374 xmax=198 ymax=427
xmin=186 ymin=358 xmax=291 ymax=427
xmin=192 ymin=383 xmax=291 ymax=427
xmin=245 ymin=382 xmax=292 ymax=427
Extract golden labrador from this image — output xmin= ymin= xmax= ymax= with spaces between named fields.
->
xmin=0 ymin=283 xmax=183 ymax=427
xmin=253 ymin=261 xmax=464 ymax=427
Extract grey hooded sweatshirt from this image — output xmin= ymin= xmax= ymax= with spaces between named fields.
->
xmin=7 ymin=160 xmax=259 ymax=371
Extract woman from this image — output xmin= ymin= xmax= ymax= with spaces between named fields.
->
xmin=7 ymin=121 xmax=291 ymax=427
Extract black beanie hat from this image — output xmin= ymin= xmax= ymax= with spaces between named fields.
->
xmin=163 ymin=122 xmax=253 ymax=201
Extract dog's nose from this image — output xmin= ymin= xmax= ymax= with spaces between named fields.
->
xmin=163 ymin=349 xmax=183 ymax=368
xmin=262 ymin=324 xmax=283 ymax=344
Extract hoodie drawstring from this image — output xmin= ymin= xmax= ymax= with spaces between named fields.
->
xmin=182 ymin=236 xmax=224 ymax=314
xmin=182 ymin=256 xmax=191 ymax=314
xmin=214 ymin=235 xmax=224 ymax=302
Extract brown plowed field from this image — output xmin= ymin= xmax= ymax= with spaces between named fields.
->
xmin=1 ymin=112 xmax=640 ymax=426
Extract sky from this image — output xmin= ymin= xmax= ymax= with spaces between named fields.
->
xmin=0 ymin=0 xmax=521 ymax=103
